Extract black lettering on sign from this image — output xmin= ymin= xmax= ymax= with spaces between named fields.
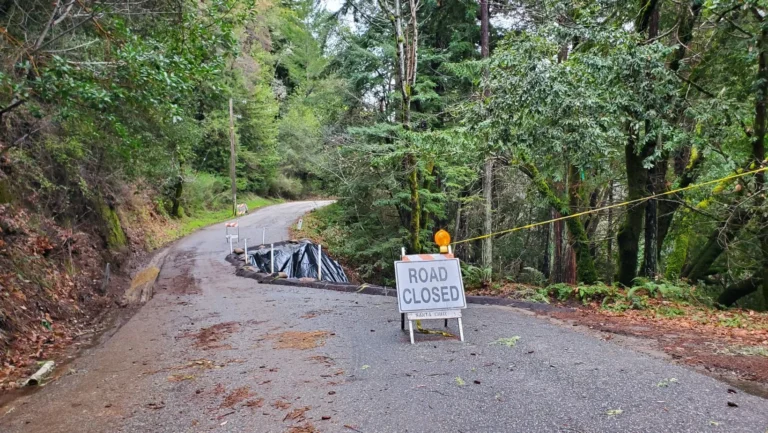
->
xmin=420 ymin=288 xmax=431 ymax=303
xmin=450 ymin=285 xmax=460 ymax=301
xmin=439 ymin=267 xmax=448 ymax=281
xmin=430 ymin=268 xmax=439 ymax=282
xmin=441 ymin=286 xmax=449 ymax=302
xmin=408 ymin=269 xmax=418 ymax=284
xmin=403 ymin=288 xmax=412 ymax=304
xmin=418 ymin=269 xmax=428 ymax=282
xmin=432 ymin=287 xmax=440 ymax=302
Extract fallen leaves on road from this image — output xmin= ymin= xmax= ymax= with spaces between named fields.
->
xmin=221 ymin=386 xmax=253 ymax=408
xmin=221 ymin=386 xmax=253 ymax=407
xmin=286 ymin=422 xmax=318 ymax=433
xmin=188 ymin=322 xmax=240 ymax=350
xmin=307 ymin=355 xmax=335 ymax=367
xmin=455 ymin=377 xmax=466 ymax=386
xmin=491 ymin=336 xmax=521 ymax=347
xmin=245 ymin=398 xmax=265 ymax=409
xmin=360 ymin=365 xmax=369 ymax=370
xmin=167 ymin=373 xmax=195 ymax=382
xmin=272 ymin=400 xmax=291 ymax=410
xmin=606 ymin=409 xmax=623 ymax=416
xmin=283 ymin=406 xmax=311 ymax=422
xmin=267 ymin=331 xmax=331 ymax=350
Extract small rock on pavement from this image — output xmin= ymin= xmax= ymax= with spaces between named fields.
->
xmin=322 ymin=416 xmax=331 ymax=420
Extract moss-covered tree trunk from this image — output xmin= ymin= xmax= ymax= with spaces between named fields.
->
xmin=682 ymin=205 xmax=750 ymax=282
xmin=522 ymin=163 xmax=597 ymax=284
xmin=617 ymin=130 xmax=648 ymax=286
xmin=171 ymin=174 xmax=183 ymax=218
xmin=657 ymin=148 xmax=701 ymax=255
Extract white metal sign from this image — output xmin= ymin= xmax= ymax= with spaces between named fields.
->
xmin=394 ymin=258 xmax=466 ymax=313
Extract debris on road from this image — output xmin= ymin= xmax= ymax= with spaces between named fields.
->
xmin=287 ymin=422 xmax=319 ymax=433
xmin=267 ymin=331 xmax=331 ymax=350
xmin=606 ymin=409 xmax=623 ymax=416
xmin=188 ymin=322 xmax=240 ymax=350
xmin=272 ymin=400 xmax=291 ymax=410
xmin=283 ymin=406 xmax=310 ymax=422
xmin=490 ymin=336 xmax=521 ymax=347
xmin=221 ymin=386 xmax=252 ymax=408
xmin=23 ymin=360 xmax=55 ymax=386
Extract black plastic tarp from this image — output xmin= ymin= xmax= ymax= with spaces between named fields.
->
xmin=247 ymin=240 xmax=349 ymax=283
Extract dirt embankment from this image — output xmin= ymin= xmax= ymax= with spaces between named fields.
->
xmin=0 ymin=188 xmax=176 ymax=390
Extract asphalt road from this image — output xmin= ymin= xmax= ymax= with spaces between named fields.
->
xmin=1 ymin=201 xmax=767 ymax=433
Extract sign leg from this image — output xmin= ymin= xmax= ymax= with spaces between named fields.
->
xmin=457 ymin=317 xmax=464 ymax=342
xmin=444 ymin=319 xmax=448 ymax=328
xmin=401 ymin=313 xmax=405 ymax=330
xmin=408 ymin=320 xmax=415 ymax=345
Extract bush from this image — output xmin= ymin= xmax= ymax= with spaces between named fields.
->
xmin=515 ymin=267 xmax=546 ymax=286
xmin=180 ymin=172 xmax=229 ymax=216
xmin=268 ymin=173 xmax=303 ymax=199
xmin=462 ymin=264 xmax=492 ymax=289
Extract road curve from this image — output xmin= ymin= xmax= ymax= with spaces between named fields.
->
xmin=1 ymin=200 xmax=767 ymax=433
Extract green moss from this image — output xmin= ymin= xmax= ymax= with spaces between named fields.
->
xmin=99 ymin=201 xmax=127 ymax=249
xmin=0 ymin=180 xmax=12 ymax=204
xmin=524 ymin=162 xmax=597 ymax=284
xmin=665 ymin=225 xmax=689 ymax=280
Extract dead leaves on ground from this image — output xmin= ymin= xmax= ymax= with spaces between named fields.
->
xmin=272 ymin=399 xmax=291 ymax=410
xmin=266 ymin=331 xmax=331 ymax=350
xmin=221 ymin=386 xmax=253 ymax=408
xmin=286 ymin=423 xmax=319 ymax=433
xmin=188 ymin=322 xmax=239 ymax=350
xmin=283 ymin=406 xmax=311 ymax=422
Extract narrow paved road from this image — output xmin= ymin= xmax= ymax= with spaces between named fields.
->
xmin=1 ymin=201 xmax=767 ymax=433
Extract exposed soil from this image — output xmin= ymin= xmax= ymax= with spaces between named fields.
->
xmin=546 ymin=305 xmax=768 ymax=396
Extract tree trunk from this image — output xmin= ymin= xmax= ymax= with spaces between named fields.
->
xmin=171 ymin=175 xmax=183 ymax=218
xmin=617 ymin=130 xmax=648 ymax=286
xmin=408 ymin=153 xmax=421 ymax=253
xmin=552 ymin=210 xmax=564 ymax=283
xmin=657 ymin=148 xmax=702 ymax=255
xmin=482 ymin=158 xmax=493 ymax=271
xmin=606 ymin=181 xmax=614 ymax=284
xmin=480 ymin=0 xmax=492 ymax=274
xmin=522 ymin=163 xmax=597 ymax=283
xmin=681 ymin=206 xmax=751 ymax=281
xmin=641 ymin=6 xmax=661 ymax=278
xmin=717 ymin=277 xmax=762 ymax=307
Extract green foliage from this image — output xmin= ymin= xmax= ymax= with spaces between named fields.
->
xmin=462 ymin=264 xmax=492 ymax=289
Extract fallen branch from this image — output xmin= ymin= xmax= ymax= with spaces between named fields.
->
xmin=23 ymin=360 xmax=55 ymax=386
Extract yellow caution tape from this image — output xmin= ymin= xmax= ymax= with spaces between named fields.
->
xmin=452 ymin=166 xmax=768 ymax=245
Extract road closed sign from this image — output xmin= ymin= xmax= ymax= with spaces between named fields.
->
xmin=394 ymin=257 xmax=466 ymax=313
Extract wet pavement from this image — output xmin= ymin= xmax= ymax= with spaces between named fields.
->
xmin=1 ymin=201 xmax=767 ymax=433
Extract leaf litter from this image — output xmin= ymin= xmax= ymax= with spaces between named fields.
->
xmin=266 ymin=331 xmax=331 ymax=350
